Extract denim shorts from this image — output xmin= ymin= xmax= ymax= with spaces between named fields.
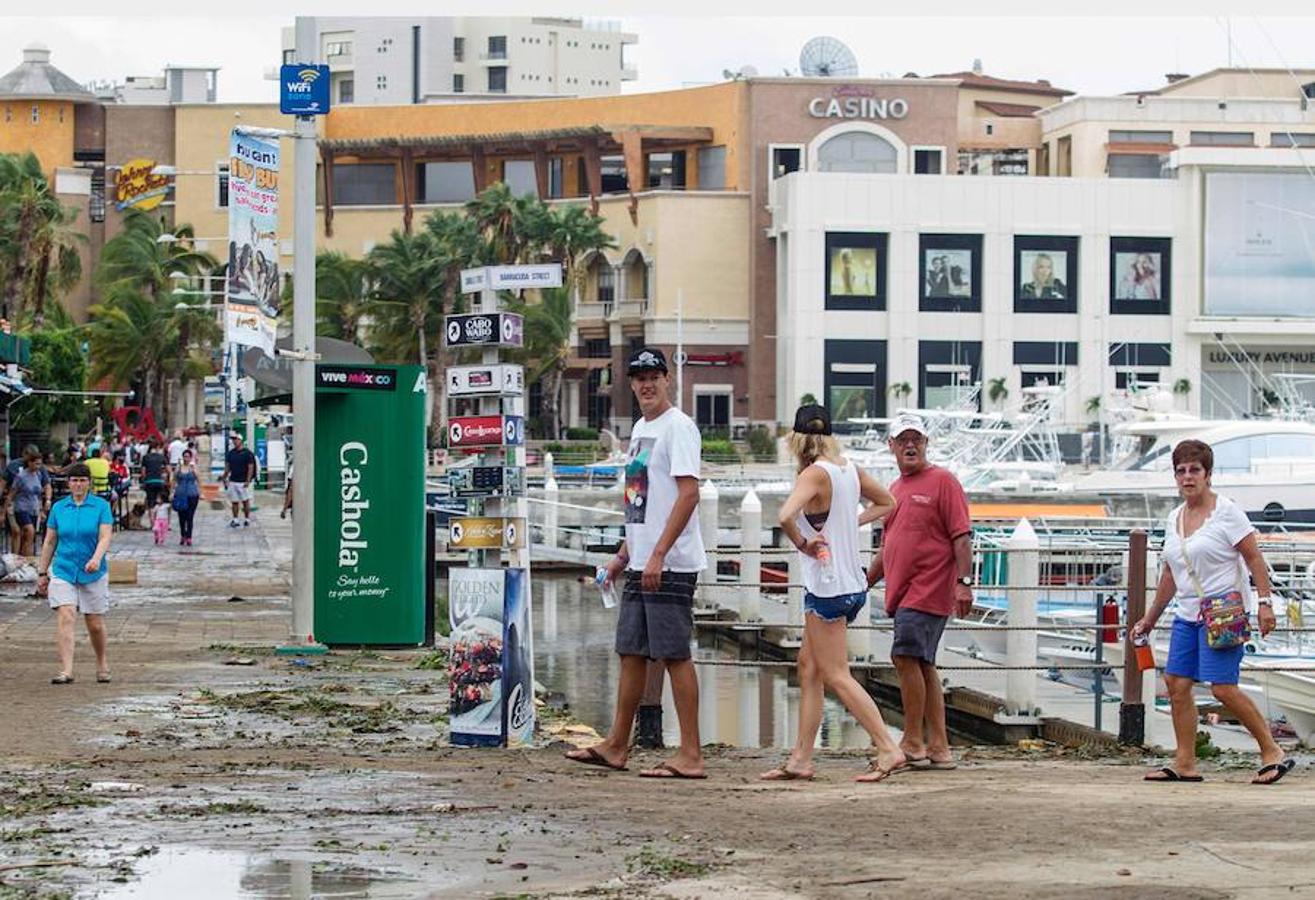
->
xmin=804 ymin=590 xmax=867 ymax=624
xmin=1165 ymin=617 xmax=1245 ymax=685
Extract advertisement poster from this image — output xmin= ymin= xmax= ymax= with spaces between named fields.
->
xmin=501 ymin=569 xmax=534 ymax=747
xmin=313 ymin=364 xmax=427 ymax=645
xmin=1206 ymin=172 xmax=1315 ymax=316
xmin=448 ymin=568 xmax=507 ymax=745
xmin=446 ymin=363 xmax=524 ymax=397
xmin=226 ymin=130 xmax=281 ymax=355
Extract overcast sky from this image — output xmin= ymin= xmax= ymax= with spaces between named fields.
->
xmin=2 ymin=14 xmax=1313 ymax=104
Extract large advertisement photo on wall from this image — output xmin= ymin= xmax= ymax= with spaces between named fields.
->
xmin=1110 ymin=236 xmax=1171 ymax=316
xmin=1014 ymin=235 xmax=1078 ymax=314
xmin=1206 ymin=172 xmax=1315 ymax=317
xmin=824 ymin=232 xmax=887 ymax=310
xmin=920 ymin=234 xmax=982 ymax=312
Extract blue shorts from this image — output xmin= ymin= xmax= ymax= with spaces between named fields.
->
xmin=1165 ymin=617 xmax=1244 ymax=685
xmin=15 ymin=510 xmax=38 ymax=527
xmin=804 ymin=590 xmax=867 ymax=624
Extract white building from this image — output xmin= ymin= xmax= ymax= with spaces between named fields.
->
xmin=90 ymin=66 xmax=219 ymax=105
xmin=280 ymin=17 xmax=637 ymax=107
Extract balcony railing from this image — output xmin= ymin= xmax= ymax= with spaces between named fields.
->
xmin=615 ymin=298 xmax=648 ymax=320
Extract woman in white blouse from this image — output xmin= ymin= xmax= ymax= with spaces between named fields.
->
xmin=1132 ymin=440 xmax=1293 ymax=785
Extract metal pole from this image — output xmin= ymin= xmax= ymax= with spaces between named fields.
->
xmin=288 ymin=15 xmax=319 ymax=648
xmin=1119 ymin=529 xmax=1148 ymax=745
xmin=676 ymin=287 xmax=684 ymax=412
xmin=1004 ymin=518 xmax=1039 ymax=717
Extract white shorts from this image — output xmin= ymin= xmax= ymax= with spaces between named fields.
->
xmin=48 ymin=576 xmax=110 ymax=615
xmin=226 ymin=482 xmax=253 ymax=503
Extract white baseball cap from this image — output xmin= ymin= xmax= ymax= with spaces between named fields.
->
xmin=889 ymin=413 xmax=929 ymax=439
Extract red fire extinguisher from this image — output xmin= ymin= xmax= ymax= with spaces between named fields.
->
xmin=1101 ymin=596 xmax=1119 ymax=644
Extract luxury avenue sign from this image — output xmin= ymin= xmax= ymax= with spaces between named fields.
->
xmin=808 ymin=87 xmax=909 ymax=120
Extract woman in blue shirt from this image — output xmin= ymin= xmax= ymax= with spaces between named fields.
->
xmin=36 ymin=463 xmax=115 ymax=685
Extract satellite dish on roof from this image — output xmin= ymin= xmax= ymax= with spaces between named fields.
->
xmin=799 ymin=36 xmax=859 ymax=78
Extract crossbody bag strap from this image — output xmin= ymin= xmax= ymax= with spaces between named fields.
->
xmin=1178 ymin=508 xmax=1210 ymax=603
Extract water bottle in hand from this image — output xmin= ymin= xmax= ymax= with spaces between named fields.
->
xmin=816 ymin=538 xmax=838 ymax=587
xmin=596 ymin=566 xmax=618 ymax=609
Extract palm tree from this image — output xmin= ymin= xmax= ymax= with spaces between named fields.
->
xmin=542 ymin=203 xmax=615 ymax=290
xmin=366 ymin=230 xmax=453 ymax=432
xmin=314 ymin=251 xmax=372 ymax=341
xmin=0 ymin=152 xmax=85 ymax=325
xmin=507 ymin=287 xmax=573 ymax=439
xmin=987 ymin=376 xmax=1010 ymax=408
xmin=96 ymin=210 xmax=215 ymax=300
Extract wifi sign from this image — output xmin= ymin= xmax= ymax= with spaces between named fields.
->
xmin=279 ymin=64 xmax=332 ymax=116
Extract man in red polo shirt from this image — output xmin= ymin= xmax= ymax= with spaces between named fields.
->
xmin=867 ymin=413 xmax=973 ymax=771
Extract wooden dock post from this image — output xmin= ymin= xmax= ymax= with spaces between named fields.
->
xmin=1119 ymin=528 xmax=1148 ymax=745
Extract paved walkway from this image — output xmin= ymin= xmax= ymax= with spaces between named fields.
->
xmin=0 ymin=492 xmax=292 ymax=647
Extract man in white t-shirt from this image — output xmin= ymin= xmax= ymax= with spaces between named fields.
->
xmin=565 ymin=346 xmax=708 ymax=779
xmin=167 ymin=432 xmax=187 ymax=468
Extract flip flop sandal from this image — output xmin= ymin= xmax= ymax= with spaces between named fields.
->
xmin=759 ymin=765 xmax=815 ymax=782
xmin=904 ymin=755 xmax=932 ymax=769
xmin=564 ymin=746 xmax=627 ymax=771
xmin=50 ymin=674 xmax=74 ymax=685
xmin=926 ymin=759 xmax=958 ymax=771
xmin=639 ymin=763 xmax=708 ymax=780
xmin=1252 ymin=759 xmax=1296 ymax=786
xmin=1144 ymin=767 xmax=1204 ymax=783
xmin=856 ymin=760 xmax=906 ymax=783
xmin=97 ymin=673 xmax=112 ymax=684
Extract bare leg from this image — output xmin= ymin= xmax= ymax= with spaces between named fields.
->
xmin=85 ymin=614 xmax=109 ymax=676
xmin=565 ymin=653 xmax=646 ymax=768
xmin=640 ymin=660 xmax=665 ymax=705
xmin=1211 ymin=684 xmax=1284 ymax=768
xmin=230 ymin=502 xmax=240 ymax=520
xmin=55 ymin=605 xmax=76 ymax=677
xmin=1150 ymin=674 xmax=1201 ymax=778
xmin=762 ymin=635 xmax=822 ymax=779
xmin=892 ymin=654 xmax=927 ymax=758
xmin=243 ymin=499 xmax=252 ymax=521
xmin=647 ymin=657 xmax=705 ymax=776
xmin=21 ymin=524 xmax=35 ymax=558
xmin=921 ymin=663 xmax=952 ymax=763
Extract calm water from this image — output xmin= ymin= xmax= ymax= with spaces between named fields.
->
xmin=531 ymin=574 xmax=891 ymax=750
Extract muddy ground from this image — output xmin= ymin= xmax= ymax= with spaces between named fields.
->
xmin=1 ymin=508 xmax=1313 ymax=899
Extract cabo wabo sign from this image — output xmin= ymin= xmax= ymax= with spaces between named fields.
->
xmin=808 ymin=86 xmax=908 ymax=120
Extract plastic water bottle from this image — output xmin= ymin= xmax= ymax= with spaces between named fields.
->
xmin=816 ymin=539 xmax=838 ymax=588
xmin=596 ymin=566 xmax=618 ymax=609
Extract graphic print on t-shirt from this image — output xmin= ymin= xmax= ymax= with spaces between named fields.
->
xmin=624 ymin=437 xmax=654 ymax=524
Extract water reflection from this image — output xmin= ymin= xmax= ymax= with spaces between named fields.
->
xmin=532 ymin=575 xmax=888 ymax=751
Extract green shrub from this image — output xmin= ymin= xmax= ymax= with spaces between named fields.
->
xmin=565 ymin=426 xmax=599 ymax=441
xmin=746 ymin=426 xmax=776 ymax=462
xmin=701 ymin=438 xmax=738 ymax=461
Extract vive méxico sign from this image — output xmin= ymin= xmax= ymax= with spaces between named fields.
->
xmin=313 ymin=363 xmax=427 ymax=645
xmin=280 ymin=64 xmax=331 ymax=115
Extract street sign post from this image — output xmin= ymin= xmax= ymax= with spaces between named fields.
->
xmin=444 ymin=313 xmax=524 ymax=348
xmin=446 ymin=363 xmax=524 ymax=397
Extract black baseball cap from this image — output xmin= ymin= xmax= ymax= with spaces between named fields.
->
xmin=793 ymin=404 xmax=832 ymax=435
xmin=627 ymin=346 xmax=668 ymax=376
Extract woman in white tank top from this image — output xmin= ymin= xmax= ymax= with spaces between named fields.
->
xmin=760 ymin=404 xmax=909 ymax=783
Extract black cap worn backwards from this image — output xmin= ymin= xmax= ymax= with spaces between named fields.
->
xmin=627 ymin=346 xmax=668 ymax=376
xmin=792 ymin=404 xmax=832 ymax=435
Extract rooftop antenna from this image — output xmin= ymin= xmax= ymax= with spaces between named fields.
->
xmin=799 ymin=36 xmax=859 ymax=78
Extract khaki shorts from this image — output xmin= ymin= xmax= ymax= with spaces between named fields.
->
xmin=226 ymin=482 xmax=253 ymax=503
xmin=48 ymin=576 xmax=110 ymax=615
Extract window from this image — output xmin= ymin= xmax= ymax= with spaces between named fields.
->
xmin=1014 ymin=235 xmax=1079 ymax=314
xmin=817 ymin=131 xmax=897 ymax=174
xmin=597 ymin=265 xmax=615 ymax=308
xmin=31 ymin=105 xmax=39 ymax=123
xmin=376 ymin=75 xmax=387 ymax=91
xmin=452 ymin=74 xmax=464 ymax=93
xmin=583 ymin=338 xmax=610 ymax=359
xmin=771 ymin=146 xmax=802 ymax=180
xmin=913 ymin=148 xmax=943 ymax=174
xmin=283 ymin=49 xmax=295 ymax=65
xmin=487 ymin=35 xmax=507 ymax=59
xmin=1056 ymin=135 xmax=1072 ymax=176
xmin=1021 ymin=370 xmax=1064 ymax=389
xmin=89 ymin=168 xmax=105 ymax=223
xmin=339 ymin=79 xmax=354 ymax=104
xmin=1271 ymin=132 xmax=1315 ymax=148
xmin=1110 ymin=236 xmax=1172 ymax=315
xmin=332 ymin=163 xmax=397 ymax=206
xmin=695 ymin=391 xmax=732 ymax=437
xmin=825 ymin=340 xmax=887 ymax=429
xmin=1108 ymin=154 xmax=1168 ymax=179
xmin=599 ymin=155 xmax=627 ymax=193
xmin=920 ymin=233 xmax=982 ymax=312
xmin=548 ymin=158 xmax=563 ymax=198
xmin=696 ymin=146 xmax=726 ymax=189
xmin=1109 ymin=130 xmax=1173 ymax=143
xmin=825 ymin=232 xmax=888 ymax=311
xmin=1116 ymin=371 xmax=1161 ymax=391
xmin=216 ymin=163 xmax=230 ymax=209
xmin=417 ymin=162 xmax=475 ymax=203
xmin=502 ymin=160 xmax=537 ymax=196
xmin=919 ymin=341 xmax=982 ymax=410
xmin=325 ymin=41 xmax=352 ymax=57
xmin=1190 ymin=131 xmax=1254 ymax=146
xmin=1037 ymin=142 xmax=1050 ymax=176
xmin=453 ymin=36 xmax=464 ymax=61
xmin=488 ymin=67 xmax=507 ymax=93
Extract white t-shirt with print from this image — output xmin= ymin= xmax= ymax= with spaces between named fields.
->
xmin=1161 ymin=494 xmax=1256 ymax=623
xmin=168 ymin=439 xmax=186 ymax=466
xmin=623 ymin=406 xmax=705 ymax=573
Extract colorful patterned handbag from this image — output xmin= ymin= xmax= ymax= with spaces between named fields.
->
xmin=1179 ymin=515 xmax=1251 ymax=651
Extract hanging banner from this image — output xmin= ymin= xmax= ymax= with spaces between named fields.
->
xmin=225 ymin=130 xmax=281 ymax=356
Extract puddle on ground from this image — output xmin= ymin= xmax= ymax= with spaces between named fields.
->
xmin=95 ymin=847 xmax=419 ymax=899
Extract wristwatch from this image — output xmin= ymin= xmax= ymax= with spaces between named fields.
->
xmin=957 ymin=576 xmax=975 ymax=587
xmin=1257 ymin=597 xmax=1273 ymax=608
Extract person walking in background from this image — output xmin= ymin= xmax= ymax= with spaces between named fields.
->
xmin=167 ymin=431 xmax=187 ymax=468
xmin=565 ymin=346 xmax=708 ymax=779
xmin=224 ymin=434 xmax=257 ymax=528
xmin=140 ymin=438 xmax=170 ymax=510
xmin=86 ymin=446 xmax=112 ymax=502
xmin=868 ymin=413 xmax=974 ymax=771
xmin=761 ymin=404 xmax=906 ymax=783
xmin=1133 ymin=440 xmax=1293 ymax=785
xmin=172 ymin=448 xmax=202 ymax=546
xmin=36 ymin=463 xmax=114 ymax=685
xmin=7 ymin=448 xmax=52 ymax=557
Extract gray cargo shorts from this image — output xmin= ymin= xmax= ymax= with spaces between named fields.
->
xmin=615 ymin=570 xmax=698 ymax=661
xmin=890 ymin=606 xmax=949 ymax=665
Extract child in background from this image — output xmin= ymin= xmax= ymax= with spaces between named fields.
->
xmin=152 ymin=502 xmax=170 ymax=545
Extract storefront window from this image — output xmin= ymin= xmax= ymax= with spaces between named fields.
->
xmin=817 ymin=131 xmax=897 ymax=174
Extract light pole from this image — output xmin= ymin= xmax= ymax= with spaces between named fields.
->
xmin=172 ymin=273 xmax=228 ymax=472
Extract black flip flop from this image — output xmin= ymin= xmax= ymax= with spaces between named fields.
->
xmin=565 ymin=746 xmax=627 ymax=771
xmin=1144 ymin=767 xmax=1203 ymax=783
xmin=1253 ymin=758 xmax=1296 ymax=786
xmin=639 ymin=763 xmax=708 ymax=780
xmin=50 ymin=674 xmax=74 ymax=685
